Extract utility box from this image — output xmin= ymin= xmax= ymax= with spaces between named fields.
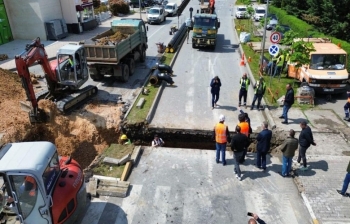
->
xmin=45 ymin=19 xmax=68 ymax=40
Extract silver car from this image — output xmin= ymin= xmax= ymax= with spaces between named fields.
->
xmin=147 ymin=7 xmax=166 ymax=24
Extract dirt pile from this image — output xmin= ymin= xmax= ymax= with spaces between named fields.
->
xmin=96 ymin=31 xmax=129 ymax=46
xmin=0 ymin=68 xmax=123 ymax=168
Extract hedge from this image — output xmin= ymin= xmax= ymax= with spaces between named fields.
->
xmin=269 ymin=6 xmax=350 ymax=72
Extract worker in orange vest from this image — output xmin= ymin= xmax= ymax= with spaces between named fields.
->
xmin=20 ymin=176 xmax=37 ymax=197
xmin=209 ymin=0 xmax=215 ymax=14
xmin=344 ymin=91 xmax=350 ymax=121
xmin=213 ymin=115 xmax=230 ymax=166
xmin=237 ymin=113 xmax=250 ymax=163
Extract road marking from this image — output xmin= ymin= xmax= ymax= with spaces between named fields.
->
xmin=116 ymin=184 xmax=143 ymax=224
xmin=207 ymin=151 xmax=214 ymax=184
xmin=81 ymin=198 xmax=107 ymax=224
xmin=153 ymin=186 xmax=171 ymax=224
xmin=301 ymin=192 xmax=319 ymax=224
xmin=148 ymin=26 xmax=167 ymax=39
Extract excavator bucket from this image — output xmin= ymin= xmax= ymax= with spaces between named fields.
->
xmin=29 ymin=108 xmax=48 ymax=124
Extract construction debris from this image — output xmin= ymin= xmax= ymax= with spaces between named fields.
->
xmin=96 ymin=31 xmax=129 ymax=46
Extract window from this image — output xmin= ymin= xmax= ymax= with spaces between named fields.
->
xmin=194 ymin=17 xmax=216 ymax=27
xmin=67 ymin=198 xmax=75 ymax=214
xmin=149 ymin=9 xmax=160 ymax=14
xmin=82 ymin=6 xmax=94 ymax=21
xmin=9 ymin=175 xmax=38 ymax=219
xmin=310 ymin=54 xmax=346 ymax=70
xmin=42 ymin=152 xmax=60 ymax=194
xmin=58 ymin=208 xmax=67 ymax=223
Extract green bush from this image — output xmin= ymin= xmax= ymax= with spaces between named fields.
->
xmin=110 ymin=0 xmax=130 ymax=15
xmin=94 ymin=5 xmax=109 ymax=14
xmin=269 ymin=6 xmax=350 ymax=72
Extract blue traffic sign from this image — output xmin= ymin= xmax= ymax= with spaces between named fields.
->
xmin=268 ymin=44 xmax=279 ymax=56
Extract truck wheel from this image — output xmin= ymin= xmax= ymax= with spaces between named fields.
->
xmin=121 ymin=64 xmax=130 ymax=82
xmin=192 ymin=43 xmax=196 ymax=49
xmin=140 ymin=47 xmax=146 ymax=62
xmin=126 ymin=58 xmax=135 ymax=75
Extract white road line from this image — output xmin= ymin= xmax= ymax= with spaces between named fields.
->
xmin=301 ymin=192 xmax=318 ymax=223
xmin=152 ymin=186 xmax=171 ymax=224
xmin=115 ymin=184 xmax=143 ymax=224
xmin=207 ymin=151 xmax=214 ymax=184
xmin=148 ymin=26 xmax=166 ymax=39
xmin=81 ymin=198 xmax=107 ymax=224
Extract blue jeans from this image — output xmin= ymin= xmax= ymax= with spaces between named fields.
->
xmin=212 ymin=92 xmax=219 ymax=107
xmin=256 ymin=150 xmax=267 ymax=169
xmin=273 ymin=65 xmax=282 ymax=77
xmin=234 ymin=151 xmax=244 ymax=177
xmin=216 ymin=143 xmax=226 ymax=164
xmin=282 ymin=104 xmax=291 ymax=123
xmin=282 ymin=156 xmax=292 ymax=176
xmin=251 ymin=94 xmax=263 ymax=110
xmin=341 ymin=172 xmax=350 ymax=194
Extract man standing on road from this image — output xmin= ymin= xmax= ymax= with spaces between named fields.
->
xmin=213 ymin=115 xmax=230 ymax=166
xmin=231 ymin=126 xmax=249 ymax=181
xmin=256 ymin=121 xmax=272 ymax=170
xmin=210 ymin=76 xmax=221 ymax=109
xmin=280 ymin=129 xmax=298 ymax=177
xmin=250 ymin=77 xmax=266 ymax=111
xmin=238 ymin=73 xmax=250 ymax=108
xmin=297 ymin=120 xmax=316 ymax=171
xmin=337 ymin=160 xmax=350 ymax=196
xmin=280 ymin=83 xmax=295 ymax=124
xmin=343 ymin=91 xmax=350 ymax=121
xmin=237 ymin=113 xmax=250 ymax=163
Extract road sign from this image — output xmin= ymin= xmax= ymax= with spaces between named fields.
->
xmin=268 ymin=44 xmax=279 ymax=56
xmin=270 ymin=32 xmax=281 ymax=44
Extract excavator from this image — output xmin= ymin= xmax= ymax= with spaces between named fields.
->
xmin=0 ymin=141 xmax=89 ymax=224
xmin=15 ymin=37 xmax=98 ymax=124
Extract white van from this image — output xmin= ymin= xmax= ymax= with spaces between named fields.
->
xmin=165 ymin=3 xmax=178 ymax=17
xmin=254 ymin=7 xmax=266 ymax=21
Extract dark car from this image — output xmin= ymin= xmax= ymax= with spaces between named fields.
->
xmin=265 ymin=14 xmax=278 ymax=30
xmin=272 ymin=24 xmax=291 ymax=38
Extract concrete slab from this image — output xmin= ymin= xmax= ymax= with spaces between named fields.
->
xmin=99 ymin=180 xmax=130 ymax=189
xmin=118 ymin=153 xmax=131 ymax=165
xmin=304 ymin=109 xmax=347 ymax=132
xmin=130 ymin=145 xmax=142 ymax=163
xmin=102 ymin=157 xmax=120 ymax=165
xmin=97 ymin=185 xmax=128 ymax=197
xmin=87 ymin=178 xmax=98 ymax=197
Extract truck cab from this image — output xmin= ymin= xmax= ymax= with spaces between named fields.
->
xmin=287 ymin=39 xmax=348 ymax=94
xmin=192 ymin=13 xmax=220 ymax=49
xmin=0 ymin=142 xmax=87 ymax=224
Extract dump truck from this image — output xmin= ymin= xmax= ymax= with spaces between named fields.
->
xmin=287 ymin=38 xmax=348 ymax=95
xmin=82 ymin=19 xmax=148 ymax=82
xmin=192 ymin=13 xmax=220 ymax=49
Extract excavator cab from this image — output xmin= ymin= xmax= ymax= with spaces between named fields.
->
xmin=0 ymin=142 xmax=88 ymax=224
xmin=56 ymin=44 xmax=89 ymax=90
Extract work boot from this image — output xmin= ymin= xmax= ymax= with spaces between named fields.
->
xmin=344 ymin=117 xmax=350 ymax=121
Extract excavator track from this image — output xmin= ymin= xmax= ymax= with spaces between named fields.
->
xmin=56 ymin=85 xmax=98 ymax=113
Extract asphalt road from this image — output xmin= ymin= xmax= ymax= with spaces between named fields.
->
xmin=150 ymin=0 xmax=266 ymax=132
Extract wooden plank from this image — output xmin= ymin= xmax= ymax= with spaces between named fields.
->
xmin=120 ymin=161 xmax=132 ymax=181
xmin=97 ymin=185 xmax=128 ymax=197
xmin=98 ymin=180 xmax=130 ymax=188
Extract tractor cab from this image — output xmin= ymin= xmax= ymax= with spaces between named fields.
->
xmin=0 ymin=142 xmax=88 ymax=224
xmin=56 ymin=44 xmax=89 ymax=90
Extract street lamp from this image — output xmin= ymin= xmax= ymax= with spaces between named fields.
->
xmin=259 ymin=0 xmax=269 ymax=74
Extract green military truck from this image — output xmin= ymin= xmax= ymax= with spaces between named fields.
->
xmin=192 ymin=13 xmax=220 ymax=49
xmin=83 ymin=19 xmax=148 ymax=82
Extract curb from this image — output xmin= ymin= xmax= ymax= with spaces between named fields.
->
xmin=145 ymin=32 xmax=186 ymax=124
xmin=232 ymin=18 xmax=277 ymax=130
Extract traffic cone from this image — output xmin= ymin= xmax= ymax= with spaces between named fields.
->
xmin=337 ymin=43 xmax=341 ymax=48
xmin=248 ymin=56 xmax=252 ymax=63
xmin=240 ymin=53 xmax=246 ymax=66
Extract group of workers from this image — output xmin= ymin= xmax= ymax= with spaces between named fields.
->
xmin=264 ymin=51 xmax=290 ymax=77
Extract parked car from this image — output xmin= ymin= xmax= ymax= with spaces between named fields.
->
xmin=147 ymin=7 xmax=166 ymax=24
xmin=272 ymin=25 xmax=291 ymax=38
xmin=266 ymin=14 xmax=278 ymax=30
xmin=165 ymin=3 xmax=178 ymax=16
xmin=235 ymin=6 xmax=248 ymax=19
xmin=254 ymin=7 xmax=266 ymax=21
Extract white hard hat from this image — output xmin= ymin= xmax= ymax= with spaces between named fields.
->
xmin=219 ymin=114 xmax=225 ymax=122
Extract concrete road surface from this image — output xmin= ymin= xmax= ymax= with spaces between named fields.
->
xmin=150 ymin=0 xmax=266 ymax=132
xmin=82 ymin=147 xmax=312 ymax=224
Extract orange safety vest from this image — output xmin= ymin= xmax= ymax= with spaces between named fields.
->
xmin=238 ymin=122 xmax=249 ymax=137
xmin=25 ymin=176 xmax=37 ymax=197
xmin=215 ymin=123 xmax=227 ymax=143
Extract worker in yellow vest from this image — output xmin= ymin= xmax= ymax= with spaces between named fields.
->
xmin=273 ymin=53 xmax=285 ymax=77
xmin=238 ymin=73 xmax=250 ymax=108
xmin=213 ymin=115 xmax=230 ymax=166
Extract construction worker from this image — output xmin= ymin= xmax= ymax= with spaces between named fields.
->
xmin=120 ymin=134 xmax=131 ymax=145
xmin=250 ymin=77 xmax=266 ymax=111
xmin=237 ymin=113 xmax=250 ymax=163
xmin=20 ymin=176 xmax=37 ymax=197
xmin=266 ymin=54 xmax=279 ymax=75
xmin=213 ymin=115 xmax=230 ymax=166
xmin=238 ymin=73 xmax=250 ymax=108
xmin=209 ymin=0 xmax=215 ymax=14
xmin=273 ymin=52 xmax=285 ymax=77
xmin=344 ymin=91 xmax=350 ymax=121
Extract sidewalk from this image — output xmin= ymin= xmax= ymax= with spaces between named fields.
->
xmin=270 ymin=107 xmax=350 ymax=223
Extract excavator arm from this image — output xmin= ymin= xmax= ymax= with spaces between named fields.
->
xmin=15 ymin=37 xmax=57 ymax=123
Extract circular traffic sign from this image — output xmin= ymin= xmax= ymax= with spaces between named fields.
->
xmin=268 ymin=44 xmax=279 ymax=56
xmin=270 ymin=32 xmax=281 ymax=44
